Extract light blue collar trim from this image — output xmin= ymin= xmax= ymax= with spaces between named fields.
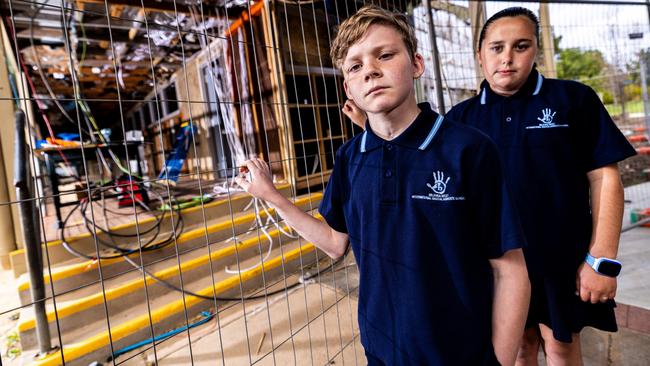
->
xmin=533 ymin=73 xmax=544 ymax=95
xmin=480 ymin=88 xmax=486 ymax=105
xmin=359 ymin=131 xmax=368 ymax=153
xmin=418 ymin=114 xmax=444 ymax=150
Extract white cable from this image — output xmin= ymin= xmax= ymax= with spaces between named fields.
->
xmin=225 ymin=197 xmax=274 ymax=274
xmin=259 ymin=199 xmax=299 ymax=238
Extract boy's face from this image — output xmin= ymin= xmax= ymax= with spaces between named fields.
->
xmin=342 ymin=24 xmax=424 ymax=115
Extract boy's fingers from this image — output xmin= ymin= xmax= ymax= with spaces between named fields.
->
xmin=239 ymin=159 xmax=261 ymax=173
xmin=239 ymin=159 xmax=254 ymax=173
xmin=253 ymin=158 xmax=271 ymax=173
xmin=254 ymin=158 xmax=266 ymax=170
xmin=234 ymin=176 xmax=248 ymax=190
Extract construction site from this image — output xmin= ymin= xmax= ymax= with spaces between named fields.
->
xmin=0 ymin=0 xmax=648 ymax=365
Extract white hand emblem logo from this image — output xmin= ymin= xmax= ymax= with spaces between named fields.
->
xmin=427 ymin=171 xmax=450 ymax=194
xmin=537 ymin=108 xmax=556 ymax=124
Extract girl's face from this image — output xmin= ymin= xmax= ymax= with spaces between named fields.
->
xmin=478 ymin=16 xmax=538 ymax=96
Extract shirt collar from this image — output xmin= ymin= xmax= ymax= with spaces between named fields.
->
xmin=479 ymin=68 xmax=544 ymax=105
xmin=359 ymin=102 xmax=444 ymax=153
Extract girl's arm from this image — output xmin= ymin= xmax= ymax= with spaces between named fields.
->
xmin=576 ymin=164 xmax=624 ymax=303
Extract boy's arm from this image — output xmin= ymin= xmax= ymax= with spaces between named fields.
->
xmin=576 ymin=164 xmax=624 ymax=303
xmin=235 ymin=159 xmax=349 ymax=259
xmin=489 ymin=248 xmax=530 ymax=366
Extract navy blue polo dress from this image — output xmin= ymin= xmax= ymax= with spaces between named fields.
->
xmin=447 ymin=68 xmax=637 ymax=342
xmin=319 ymin=103 xmax=525 ymax=365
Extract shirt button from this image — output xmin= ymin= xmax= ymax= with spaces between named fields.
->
xmin=384 ymin=170 xmax=393 ymax=178
xmin=385 ymin=144 xmax=393 ymax=151
xmin=506 ymin=116 xmax=512 ymax=122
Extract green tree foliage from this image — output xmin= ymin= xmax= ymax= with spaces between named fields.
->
xmin=556 ymin=48 xmax=608 ymax=92
xmin=626 ymin=48 xmax=650 ymax=85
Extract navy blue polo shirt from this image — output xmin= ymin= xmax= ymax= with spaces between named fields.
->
xmin=447 ymin=69 xmax=637 ymax=277
xmin=319 ymin=103 xmax=525 ymax=365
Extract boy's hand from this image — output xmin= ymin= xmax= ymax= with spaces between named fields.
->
xmin=342 ymin=99 xmax=366 ymax=129
xmin=576 ymin=262 xmax=617 ymax=304
xmin=235 ymin=159 xmax=279 ymax=201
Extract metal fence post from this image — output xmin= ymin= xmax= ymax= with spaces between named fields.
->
xmin=13 ymin=109 xmax=52 ymax=356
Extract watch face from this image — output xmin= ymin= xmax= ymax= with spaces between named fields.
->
xmin=597 ymin=260 xmax=622 ymax=277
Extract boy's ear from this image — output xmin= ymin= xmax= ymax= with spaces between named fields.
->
xmin=343 ymin=79 xmax=353 ymax=99
xmin=413 ymin=53 xmax=425 ymax=79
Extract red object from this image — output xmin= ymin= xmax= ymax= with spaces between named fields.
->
xmin=637 ymin=147 xmax=650 ymax=155
xmin=629 ymin=135 xmax=648 ymax=143
xmin=633 ymin=126 xmax=647 ymax=133
xmin=115 ymin=177 xmax=145 ymax=207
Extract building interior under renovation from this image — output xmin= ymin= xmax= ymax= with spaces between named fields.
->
xmin=0 ymin=0 xmax=649 ymax=365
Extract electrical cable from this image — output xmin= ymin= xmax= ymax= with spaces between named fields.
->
xmin=60 ymin=184 xmax=184 ymax=261
xmin=109 ymin=311 xmax=215 ymax=361
xmin=59 ymin=180 xmax=347 ymax=303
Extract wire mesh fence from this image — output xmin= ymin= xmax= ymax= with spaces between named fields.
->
xmin=0 ymin=0 xmax=647 ymax=365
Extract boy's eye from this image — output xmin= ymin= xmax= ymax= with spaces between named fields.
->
xmin=379 ymin=53 xmax=394 ymax=60
xmin=348 ymin=64 xmax=361 ymax=73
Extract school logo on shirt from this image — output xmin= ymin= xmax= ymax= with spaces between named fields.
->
xmin=526 ymin=108 xmax=569 ymax=129
xmin=412 ymin=171 xmax=466 ymax=202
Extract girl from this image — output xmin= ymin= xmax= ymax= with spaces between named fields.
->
xmin=344 ymin=7 xmax=636 ymax=365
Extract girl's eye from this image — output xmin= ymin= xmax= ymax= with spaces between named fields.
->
xmin=490 ymin=46 xmax=503 ymax=53
xmin=516 ymin=44 xmax=530 ymax=51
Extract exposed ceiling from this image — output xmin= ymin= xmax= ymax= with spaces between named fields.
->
xmin=1 ymin=0 xmax=249 ymax=127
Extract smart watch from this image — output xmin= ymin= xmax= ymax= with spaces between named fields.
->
xmin=585 ymin=253 xmax=622 ymax=277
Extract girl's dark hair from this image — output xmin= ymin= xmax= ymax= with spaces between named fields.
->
xmin=478 ymin=7 xmax=540 ymax=50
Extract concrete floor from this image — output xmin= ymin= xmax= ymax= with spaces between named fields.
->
xmin=616 ymin=227 xmax=650 ymax=310
xmin=118 ymin=277 xmax=365 ymax=366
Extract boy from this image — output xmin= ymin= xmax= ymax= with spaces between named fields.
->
xmin=236 ymin=6 xmax=530 ymax=366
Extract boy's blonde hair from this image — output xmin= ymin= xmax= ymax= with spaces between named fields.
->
xmin=330 ymin=5 xmax=417 ymax=70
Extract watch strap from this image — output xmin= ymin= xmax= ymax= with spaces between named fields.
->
xmin=585 ymin=252 xmax=597 ymax=267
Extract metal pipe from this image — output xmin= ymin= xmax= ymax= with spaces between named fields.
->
xmin=640 ymin=55 xmax=650 ymax=141
xmin=424 ymin=0 xmax=446 ymax=114
xmin=13 ymin=109 xmax=52 ymax=356
xmin=646 ymin=0 xmax=650 ymax=139
xmin=622 ymin=215 xmax=650 ymax=232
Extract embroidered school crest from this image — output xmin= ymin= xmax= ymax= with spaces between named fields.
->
xmin=525 ymin=108 xmax=569 ymax=129
xmin=412 ymin=171 xmax=465 ymax=201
